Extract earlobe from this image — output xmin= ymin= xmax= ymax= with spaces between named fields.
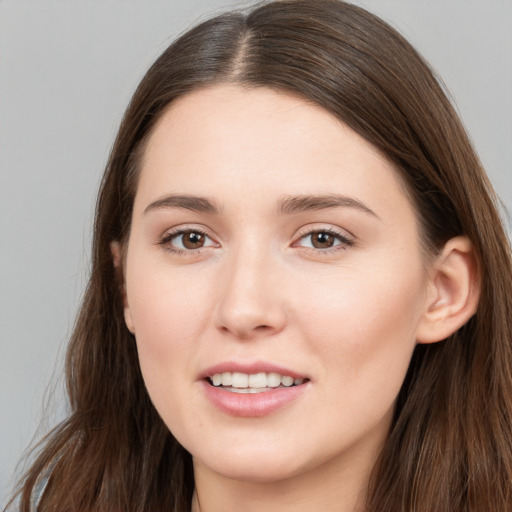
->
xmin=416 ymin=236 xmax=480 ymax=344
xmin=111 ymin=241 xmax=122 ymax=269
xmin=110 ymin=241 xmax=135 ymax=334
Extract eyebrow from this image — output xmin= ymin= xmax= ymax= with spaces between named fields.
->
xmin=143 ymin=193 xmax=378 ymax=218
xmin=144 ymin=194 xmax=221 ymax=215
xmin=277 ymin=194 xmax=379 ymax=218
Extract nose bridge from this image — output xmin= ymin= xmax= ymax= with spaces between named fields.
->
xmin=215 ymin=237 xmax=286 ymax=338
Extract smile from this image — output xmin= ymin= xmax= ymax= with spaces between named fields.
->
xmin=208 ymin=371 xmax=306 ymax=393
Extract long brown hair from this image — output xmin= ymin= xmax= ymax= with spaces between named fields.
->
xmin=7 ymin=1 xmax=512 ymax=510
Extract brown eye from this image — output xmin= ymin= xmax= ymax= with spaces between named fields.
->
xmin=161 ymin=229 xmax=217 ymax=253
xmin=310 ymin=232 xmax=336 ymax=249
xmin=181 ymin=231 xmax=205 ymax=249
xmin=294 ymin=229 xmax=353 ymax=251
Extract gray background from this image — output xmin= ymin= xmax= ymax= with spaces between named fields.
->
xmin=1 ymin=0 xmax=511 ymax=503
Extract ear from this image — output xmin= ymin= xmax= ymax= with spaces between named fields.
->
xmin=416 ymin=236 xmax=480 ymax=344
xmin=110 ymin=241 xmax=135 ymax=334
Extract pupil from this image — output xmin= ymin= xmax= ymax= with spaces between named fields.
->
xmin=313 ymin=232 xmax=334 ymax=248
xmin=183 ymin=232 xmax=204 ymax=249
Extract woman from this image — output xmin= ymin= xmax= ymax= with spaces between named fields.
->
xmin=7 ymin=0 xmax=512 ymax=511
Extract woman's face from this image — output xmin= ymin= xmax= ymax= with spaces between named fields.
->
xmin=122 ymin=85 xmax=432 ymax=484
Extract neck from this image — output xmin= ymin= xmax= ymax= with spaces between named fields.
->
xmin=190 ymin=452 xmax=373 ymax=512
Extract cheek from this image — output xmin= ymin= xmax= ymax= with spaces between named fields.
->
xmin=301 ymin=262 xmax=422 ymax=334
xmin=127 ymin=273 xmax=216 ymax=436
xmin=124 ymin=254 xmax=215 ymax=398
xmin=295 ymin=257 xmax=426 ymax=403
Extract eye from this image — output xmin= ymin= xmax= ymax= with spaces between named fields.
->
xmin=159 ymin=228 xmax=218 ymax=253
xmin=295 ymin=229 xmax=354 ymax=251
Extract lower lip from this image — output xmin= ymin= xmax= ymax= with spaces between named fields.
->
xmin=202 ymin=381 xmax=308 ymax=417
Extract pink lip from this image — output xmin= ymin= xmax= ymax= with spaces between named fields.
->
xmin=199 ymin=360 xmax=309 ymax=418
xmin=202 ymin=381 xmax=308 ymax=417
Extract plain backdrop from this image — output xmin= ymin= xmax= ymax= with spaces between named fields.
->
xmin=1 ymin=0 xmax=511 ymax=503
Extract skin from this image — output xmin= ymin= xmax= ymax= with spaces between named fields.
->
xmin=119 ymin=85 xmax=473 ymax=512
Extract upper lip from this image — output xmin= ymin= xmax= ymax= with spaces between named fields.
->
xmin=199 ymin=361 xmax=308 ymax=380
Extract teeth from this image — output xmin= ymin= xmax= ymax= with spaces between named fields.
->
xmin=248 ymin=372 xmax=267 ymax=388
xmin=229 ymin=387 xmax=273 ymax=394
xmin=281 ymin=376 xmax=294 ymax=387
xmin=221 ymin=372 xmax=232 ymax=386
xmin=267 ymin=372 xmax=281 ymax=388
xmin=209 ymin=371 xmax=305 ymax=389
xmin=231 ymin=372 xmax=249 ymax=388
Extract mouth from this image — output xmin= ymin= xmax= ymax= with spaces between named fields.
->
xmin=202 ymin=365 xmax=310 ymax=416
xmin=207 ymin=371 xmax=307 ymax=394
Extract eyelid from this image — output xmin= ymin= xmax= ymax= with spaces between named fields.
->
xmin=158 ymin=224 xmax=220 ymax=253
xmin=292 ymin=224 xmax=355 ymax=250
xmin=295 ymin=222 xmax=355 ymax=239
xmin=157 ymin=223 xmax=354 ymax=255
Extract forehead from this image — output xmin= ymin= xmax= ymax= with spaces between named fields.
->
xmin=144 ymin=85 xmax=386 ymax=170
xmin=135 ymin=84 xmax=414 ymax=222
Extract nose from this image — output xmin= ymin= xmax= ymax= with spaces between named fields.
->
xmin=214 ymin=245 xmax=287 ymax=340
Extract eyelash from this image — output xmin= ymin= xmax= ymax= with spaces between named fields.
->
xmin=293 ymin=227 xmax=354 ymax=254
xmin=158 ymin=227 xmax=354 ymax=256
xmin=158 ymin=227 xmax=216 ymax=256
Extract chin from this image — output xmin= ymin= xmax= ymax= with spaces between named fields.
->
xmin=200 ymin=457 xmax=308 ymax=484
xmin=190 ymin=440 xmax=313 ymax=484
